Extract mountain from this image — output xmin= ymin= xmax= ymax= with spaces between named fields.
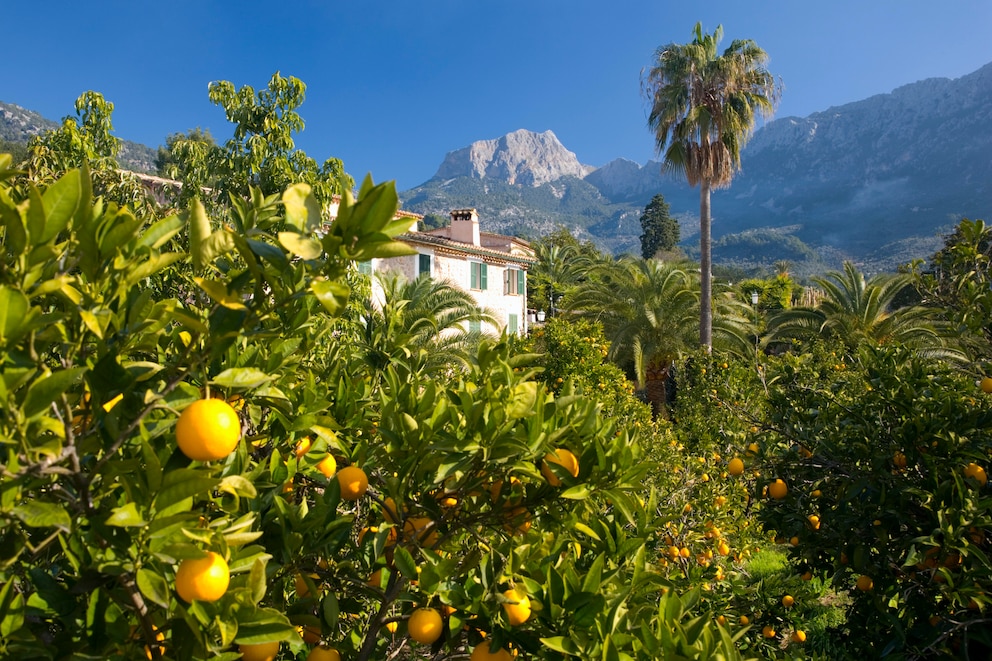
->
xmin=402 ymin=63 xmax=992 ymax=275
xmin=1 ymin=101 xmax=158 ymax=173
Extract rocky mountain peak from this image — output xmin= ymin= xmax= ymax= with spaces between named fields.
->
xmin=431 ymin=128 xmax=591 ymax=186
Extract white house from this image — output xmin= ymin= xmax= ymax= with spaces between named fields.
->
xmin=362 ymin=208 xmax=536 ymax=336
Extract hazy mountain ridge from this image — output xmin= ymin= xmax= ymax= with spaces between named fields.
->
xmin=1 ymin=100 xmax=158 ymax=173
xmin=403 ymin=62 xmax=992 ymax=274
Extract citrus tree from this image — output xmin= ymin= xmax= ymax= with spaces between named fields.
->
xmin=751 ymin=341 xmax=992 ymax=658
xmin=0 ymin=152 xmax=754 ymax=661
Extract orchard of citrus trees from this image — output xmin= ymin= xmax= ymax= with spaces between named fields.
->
xmin=1 ymin=80 xmax=990 ymax=661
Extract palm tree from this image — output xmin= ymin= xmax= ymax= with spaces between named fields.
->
xmin=643 ymin=23 xmax=780 ymax=350
xmin=568 ymin=257 xmax=751 ymax=416
xmin=361 ymin=273 xmax=496 ymax=378
xmin=528 ymin=242 xmax=594 ymax=318
xmin=766 ymin=261 xmax=959 ymax=357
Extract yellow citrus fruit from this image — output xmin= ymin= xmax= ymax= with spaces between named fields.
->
xmin=964 ymin=462 xmax=987 ymax=486
xmin=385 ymin=621 xmax=398 ymax=633
xmin=716 ymin=614 xmax=727 ymax=626
xmin=299 ymin=624 xmax=321 ymax=644
xmin=317 ymin=454 xmax=337 ymax=478
xmin=337 ymin=466 xmax=369 ymax=500
xmin=408 ymin=608 xmax=443 ymax=644
xmin=981 ymin=377 xmax=992 ymax=393
xmin=856 ymin=574 xmax=874 ymax=591
xmin=746 ymin=443 xmax=759 ymax=455
xmin=739 ymin=615 xmax=750 ymax=626
xmin=893 ymin=451 xmax=907 ymax=469
xmin=727 ymin=457 xmax=745 ymax=476
xmin=403 ymin=517 xmax=438 ymax=547
xmin=807 ymin=514 xmax=821 ymax=530
xmin=239 ymin=642 xmax=280 ymax=661
xmin=801 ymin=571 xmax=813 ymax=581
xmin=762 ymin=625 xmax=776 ymax=639
xmin=175 ymin=551 xmax=229 ymax=602
xmin=175 ymin=399 xmax=241 ymax=461
xmin=541 ymin=448 xmax=579 ymax=486
xmin=502 ymin=588 xmax=532 ymax=626
xmin=792 ymin=630 xmax=807 ymax=643
xmin=470 ymin=640 xmax=513 ymax=661
xmin=295 ymin=437 xmax=312 ymax=458
xmin=768 ymin=479 xmax=788 ymax=499
xmin=306 ymin=645 xmax=341 ymax=661
xmin=782 ymin=595 xmax=795 ymax=608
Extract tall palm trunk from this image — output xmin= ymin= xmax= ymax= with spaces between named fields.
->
xmin=644 ymin=360 xmax=671 ymax=419
xmin=699 ymin=180 xmax=712 ymax=351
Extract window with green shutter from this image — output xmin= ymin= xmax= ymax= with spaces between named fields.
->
xmin=418 ymin=253 xmax=432 ymax=276
xmin=471 ymin=262 xmax=487 ymax=290
xmin=357 ymin=260 xmax=372 ymax=275
xmin=505 ymin=268 xmax=526 ymax=295
xmin=517 ymin=269 xmax=525 ymax=295
xmin=508 ymin=313 xmax=518 ymax=334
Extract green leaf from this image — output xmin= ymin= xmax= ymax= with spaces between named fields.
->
xmin=12 ymin=501 xmax=71 ymax=531
xmin=282 ymin=183 xmax=322 ymax=234
xmin=541 ymin=636 xmax=581 ymax=656
xmin=137 ymin=214 xmax=184 ymax=249
xmin=278 ymin=232 xmax=323 ymax=260
xmin=105 ymin=502 xmax=147 ymax=527
xmin=0 ymin=287 xmax=31 ymax=346
xmin=217 ymin=475 xmax=258 ymax=499
xmin=137 ymin=568 xmax=170 ymax=609
xmin=560 ymin=484 xmax=592 ymax=500
xmin=249 ymin=558 xmax=267 ymax=605
xmin=212 ymin=368 xmax=273 ymax=389
xmin=321 ymin=592 xmax=340 ymax=629
xmin=392 ymin=546 xmax=418 ymax=581
xmin=507 ymin=382 xmax=538 ymax=418
xmin=188 ymin=198 xmax=211 ymax=269
xmin=194 ymin=277 xmax=247 ymax=310
xmin=0 ymin=589 xmax=25 ymax=639
xmin=23 ymin=367 xmax=86 ymax=419
xmin=311 ymin=278 xmax=350 ymax=316
xmin=154 ymin=469 xmax=220 ymax=512
xmin=233 ymin=607 xmax=296 ymax=644
xmin=39 ymin=169 xmax=81 ymax=243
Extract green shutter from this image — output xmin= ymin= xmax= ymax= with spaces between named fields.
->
xmin=471 ymin=263 xmax=478 ymax=289
xmin=358 ymin=260 xmax=372 ymax=275
xmin=517 ymin=269 xmax=525 ymax=295
xmin=508 ymin=314 xmax=518 ymax=334
xmin=419 ymin=253 xmax=431 ymax=276
xmin=480 ymin=263 xmax=488 ymax=290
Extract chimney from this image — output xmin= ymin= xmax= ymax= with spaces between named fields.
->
xmin=449 ymin=208 xmax=480 ymax=246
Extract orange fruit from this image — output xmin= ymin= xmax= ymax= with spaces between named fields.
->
xmin=541 ymin=448 xmax=579 ymax=486
xmin=502 ymin=588 xmax=531 ymax=626
xmin=470 ymin=640 xmax=513 ymax=661
xmin=408 ymin=608 xmax=443 ymax=644
xmin=317 ymin=454 xmax=337 ymax=478
xmin=306 ymin=646 xmax=341 ymax=661
xmin=782 ymin=595 xmax=795 ymax=608
xmin=739 ymin=615 xmax=750 ymax=626
xmin=727 ymin=458 xmax=745 ymax=476
xmin=175 ymin=551 xmax=229 ymax=602
xmin=767 ymin=479 xmax=788 ymax=499
xmin=856 ymin=574 xmax=874 ymax=591
xmin=893 ymin=451 xmax=907 ymax=469
xmin=762 ymin=625 xmax=776 ymax=638
xmin=403 ymin=517 xmax=438 ymax=547
xmin=383 ymin=497 xmax=400 ymax=523
xmin=175 ymin=399 xmax=241 ymax=461
xmin=792 ymin=630 xmax=807 ymax=643
xmin=807 ymin=514 xmax=821 ymax=530
xmin=716 ymin=614 xmax=727 ymax=626
xmin=337 ymin=465 xmax=369 ymax=500
xmin=239 ymin=642 xmax=280 ymax=661
xmin=981 ymin=377 xmax=992 ymax=393
xmin=964 ymin=462 xmax=987 ymax=486
xmin=385 ymin=621 xmax=398 ymax=633
xmin=299 ymin=624 xmax=321 ymax=644
xmin=295 ymin=437 xmax=312 ymax=458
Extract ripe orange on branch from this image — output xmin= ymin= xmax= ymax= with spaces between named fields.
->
xmin=337 ymin=465 xmax=369 ymax=500
xmin=175 ymin=551 xmax=230 ymax=603
xmin=176 ymin=398 xmax=241 ymax=461
xmin=502 ymin=587 xmax=532 ymax=625
xmin=767 ymin=479 xmax=788 ymax=500
xmin=727 ymin=457 xmax=745 ymax=476
xmin=541 ymin=448 xmax=579 ymax=486
xmin=408 ymin=608 xmax=443 ymax=644
xmin=470 ymin=640 xmax=513 ymax=661
xmin=239 ymin=642 xmax=280 ymax=661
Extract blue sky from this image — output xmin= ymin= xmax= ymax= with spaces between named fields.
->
xmin=4 ymin=1 xmax=992 ymax=190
